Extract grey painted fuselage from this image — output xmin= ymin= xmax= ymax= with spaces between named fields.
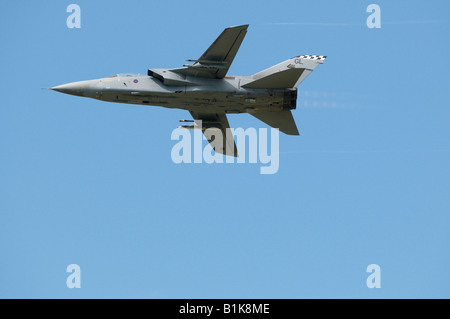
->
xmin=53 ymin=73 xmax=296 ymax=114
xmin=50 ymin=24 xmax=325 ymax=156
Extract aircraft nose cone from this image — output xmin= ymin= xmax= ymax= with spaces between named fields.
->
xmin=51 ymin=80 xmax=93 ymax=97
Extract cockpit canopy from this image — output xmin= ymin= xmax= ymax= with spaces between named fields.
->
xmin=107 ymin=73 xmax=141 ymax=78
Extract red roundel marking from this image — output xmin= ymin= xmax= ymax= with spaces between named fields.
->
xmin=133 ymin=79 xmax=138 ymax=83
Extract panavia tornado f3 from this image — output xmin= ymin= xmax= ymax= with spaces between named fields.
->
xmin=51 ymin=24 xmax=326 ymax=156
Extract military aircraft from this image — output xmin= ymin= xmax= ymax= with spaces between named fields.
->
xmin=51 ymin=24 xmax=326 ymax=156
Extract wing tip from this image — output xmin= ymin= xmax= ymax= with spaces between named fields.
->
xmin=226 ymin=24 xmax=249 ymax=30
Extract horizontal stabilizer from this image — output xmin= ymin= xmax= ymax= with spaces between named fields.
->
xmin=250 ymin=110 xmax=299 ymax=135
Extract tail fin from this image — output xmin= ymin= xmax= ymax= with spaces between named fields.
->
xmin=242 ymin=55 xmax=326 ymax=89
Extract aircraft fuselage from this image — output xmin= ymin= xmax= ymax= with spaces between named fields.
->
xmin=52 ymin=74 xmax=297 ymax=114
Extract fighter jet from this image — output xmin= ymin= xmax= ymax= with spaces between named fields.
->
xmin=51 ymin=24 xmax=326 ymax=156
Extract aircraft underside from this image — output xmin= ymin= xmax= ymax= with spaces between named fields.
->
xmin=99 ymin=87 xmax=297 ymax=114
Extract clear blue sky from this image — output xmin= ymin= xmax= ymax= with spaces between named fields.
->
xmin=1 ymin=0 xmax=449 ymax=298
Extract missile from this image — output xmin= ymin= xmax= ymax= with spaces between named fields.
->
xmin=178 ymin=124 xmax=202 ymax=130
